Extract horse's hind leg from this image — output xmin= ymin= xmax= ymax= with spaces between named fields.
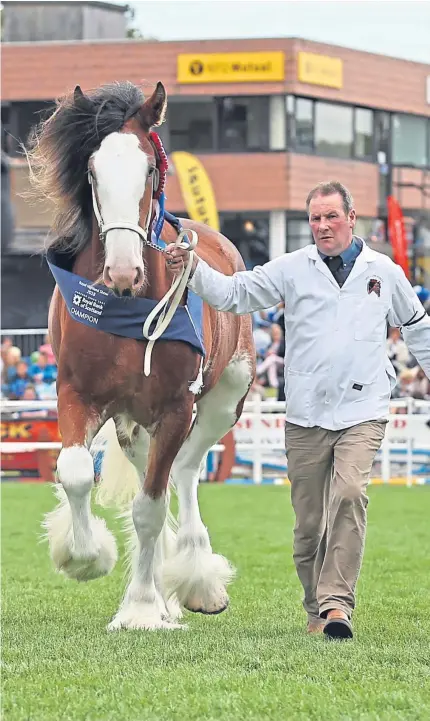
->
xmin=165 ymin=354 xmax=253 ymax=614
xmin=43 ymin=387 xmax=117 ymax=581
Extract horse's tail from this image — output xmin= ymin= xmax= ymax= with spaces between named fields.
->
xmin=92 ymin=419 xmax=140 ymax=509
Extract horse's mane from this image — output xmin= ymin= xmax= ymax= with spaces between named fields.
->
xmin=26 ymin=81 xmax=145 ymax=253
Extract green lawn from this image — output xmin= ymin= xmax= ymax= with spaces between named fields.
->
xmin=2 ymin=483 xmax=430 ymax=721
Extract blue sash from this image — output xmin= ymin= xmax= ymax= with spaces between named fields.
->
xmin=46 ymin=248 xmax=205 ymax=356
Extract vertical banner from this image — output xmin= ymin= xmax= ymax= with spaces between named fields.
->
xmin=170 ymin=152 xmax=220 ymax=231
xmin=387 ymin=196 xmax=410 ymax=278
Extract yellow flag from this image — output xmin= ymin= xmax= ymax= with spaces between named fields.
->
xmin=170 ymin=152 xmax=220 ymax=232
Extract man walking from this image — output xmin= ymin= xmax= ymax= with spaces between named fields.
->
xmin=165 ymin=181 xmax=430 ymax=640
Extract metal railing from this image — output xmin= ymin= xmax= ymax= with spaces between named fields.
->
xmin=1 ymin=328 xmax=49 ymax=357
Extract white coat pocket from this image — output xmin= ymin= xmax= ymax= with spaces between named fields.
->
xmin=286 ymin=369 xmax=312 ymax=424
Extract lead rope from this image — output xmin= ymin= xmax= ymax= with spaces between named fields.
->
xmin=142 ymin=228 xmax=198 ymax=377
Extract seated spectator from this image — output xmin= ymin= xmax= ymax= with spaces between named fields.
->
xmin=397 ymin=368 xmax=417 ymax=398
xmin=1 ymin=336 xmax=13 ymax=363
xmin=38 ymin=334 xmax=56 ymax=365
xmin=272 ymin=302 xmax=285 ymax=333
xmin=256 ymin=324 xmax=285 ymax=391
xmin=408 ymin=366 xmax=430 ymax=400
xmin=33 ymin=373 xmax=57 ymax=400
xmin=387 ymin=327 xmax=410 ymax=375
xmin=19 ymin=383 xmax=51 ymax=418
xmin=7 ymin=360 xmax=31 ymax=399
xmin=413 ymin=285 xmax=430 ymax=314
xmin=29 ymin=349 xmax=57 ymax=384
xmin=253 ymin=326 xmax=271 ymax=360
xmin=252 ymin=310 xmax=272 ymax=329
xmin=22 ymin=383 xmax=38 ymax=401
xmin=1 ymin=345 xmax=22 ymax=394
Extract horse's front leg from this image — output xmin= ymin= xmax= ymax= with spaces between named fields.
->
xmin=108 ymin=401 xmax=193 ymax=631
xmin=43 ymin=384 xmax=117 ymax=581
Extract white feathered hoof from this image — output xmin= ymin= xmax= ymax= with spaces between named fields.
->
xmin=107 ymin=601 xmax=187 ymax=632
xmin=163 ymin=547 xmax=235 ymax=616
xmin=43 ymin=489 xmax=118 ymax=582
xmin=56 ymin=525 xmax=118 ymax=582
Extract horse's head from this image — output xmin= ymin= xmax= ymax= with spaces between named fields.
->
xmin=86 ymin=82 xmax=167 ymax=296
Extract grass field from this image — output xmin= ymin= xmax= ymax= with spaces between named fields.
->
xmin=2 ymin=483 xmax=430 ymax=721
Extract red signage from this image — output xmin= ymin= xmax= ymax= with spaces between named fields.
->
xmin=1 ymin=417 xmax=60 ymax=481
xmin=387 ymin=196 xmax=410 ymax=279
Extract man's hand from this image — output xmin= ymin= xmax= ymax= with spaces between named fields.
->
xmin=164 ymin=243 xmax=199 ymax=276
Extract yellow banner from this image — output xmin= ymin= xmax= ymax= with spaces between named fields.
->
xmin=177 ymin=51 xmax=285 ymax=84
xmin=171 ymin=152 xmax=220 ymax=231
xmin=297 ymin=51 xmax=343 ymax=89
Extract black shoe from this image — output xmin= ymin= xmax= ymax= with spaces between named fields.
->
xmin=323 ymin=610 xmax=353 ymax=640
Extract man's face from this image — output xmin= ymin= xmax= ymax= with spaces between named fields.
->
xmin=308 ymin=193 xmax=356 ymax=256
xmin=16 ymin=362 xmax=28 ymax=378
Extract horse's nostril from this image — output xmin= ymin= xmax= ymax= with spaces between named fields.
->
xmin=133 ymin=268 xmax=144 ymax=288
xmin=104 ymin=267 xmax=114 ymax=287
xmin=122 ymin=289 xmax=132 ymax=298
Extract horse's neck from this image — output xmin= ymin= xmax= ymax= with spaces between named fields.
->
xmin=144 ymin=248 xmax=174 ymax=301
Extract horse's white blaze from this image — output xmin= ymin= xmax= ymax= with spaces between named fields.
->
xmin=165 ymin=354 xmax=253 ymax=613
xmin=92 ymin=132 xmax=148 ymax=280
xmin=44 ymin=445 xmax=117 ymax=581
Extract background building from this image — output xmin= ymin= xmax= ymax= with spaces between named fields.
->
xmin=1 ymin=0 xmax=429 ymax=327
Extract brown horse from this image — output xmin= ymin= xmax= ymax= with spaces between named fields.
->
xmin=27 ymin=81 xmax=255 ymax=630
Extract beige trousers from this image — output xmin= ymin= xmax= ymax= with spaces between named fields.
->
xmin=285 ymin=420 xmax=387 ymax=621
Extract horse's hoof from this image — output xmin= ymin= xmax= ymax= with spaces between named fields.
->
xmin=185 ymin=597 xmax=229 ymax=615
xmin=107 ymin=602 xmax=188 ymax=631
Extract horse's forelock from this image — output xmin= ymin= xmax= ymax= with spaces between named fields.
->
xmin=26 ymin=82 xmax=147 ymax=254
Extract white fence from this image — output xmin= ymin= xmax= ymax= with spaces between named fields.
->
xmin=1 ymin=328 xmax=48 ymax=357
xmin=2 ymin=397 xmax=429 ymax=486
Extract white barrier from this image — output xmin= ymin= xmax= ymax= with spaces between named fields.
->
xmin=2 ymin=397 xmax=430 ymax=485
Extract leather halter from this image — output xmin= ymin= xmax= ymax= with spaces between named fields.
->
xmin=88 ymin=134 xmax=164 ymax=248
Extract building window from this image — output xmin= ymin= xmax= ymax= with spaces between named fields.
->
xmin=218 ymin=97 xmax=269 ymax=152
xmin=354 ymin=108 xmax=374 ymax=160
xmin=286 ymin=219 xmax=312 ymax=252
xmin=392 ymin=114 xmax=428 ymax=167
xmin=220 ymin=213 xmax=269 ymax=269
xmin=287 ymin=97 xmax=314 ymax=152
xmin=6 ymin=101 xmax=54 ymax=156
xmin=315 ymin=102 xmax=353 ymax=159
xmin=168 ymin=98 xmax=215 ymax=153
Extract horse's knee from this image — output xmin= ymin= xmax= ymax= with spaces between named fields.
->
xmin=132 ymin=490 xmax=167 ymax=540
xmin=57 ymin=446 xmax=94 ymax=496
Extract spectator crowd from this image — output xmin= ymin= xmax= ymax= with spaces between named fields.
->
xmin=1 ymin=335 xmax=57 ymax=401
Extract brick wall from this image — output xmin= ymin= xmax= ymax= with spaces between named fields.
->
xmin=2 ymin=37 xmax=429 ymax=115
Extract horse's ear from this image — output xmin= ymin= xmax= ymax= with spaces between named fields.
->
xmin=74 ymin=85 xmax=85 ymax=101
xmin=139 ymin=82 xmax=167 ymax=130
xmin=73 ymin=85 xmax=93 ymax=112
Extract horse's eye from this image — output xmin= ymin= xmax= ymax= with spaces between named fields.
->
xmin=148 ymin=167 xmax=155 ymax=176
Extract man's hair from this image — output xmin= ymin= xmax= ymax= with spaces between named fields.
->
xmin=306 ymin=181 xmax=354 ymax=217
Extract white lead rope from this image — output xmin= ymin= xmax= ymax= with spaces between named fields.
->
xmin=142 ymin=229 xmax=198 ymax=376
